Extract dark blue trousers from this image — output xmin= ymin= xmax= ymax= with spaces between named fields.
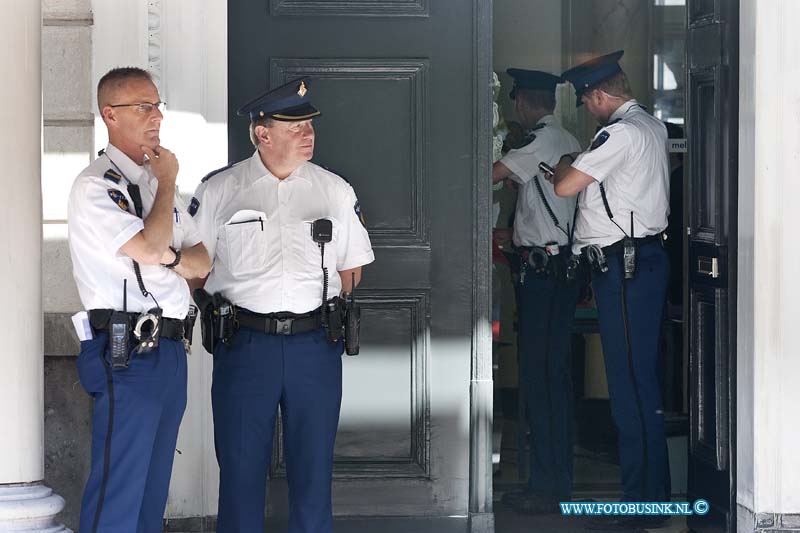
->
xmin=212 ymin=327 xmax=343 ymax=533
xmin=516 ymin=265 xmax=580 ymax=499
xmin=77 ymin=334 xmax=188 ymax=533
xmin=591 ymin=241 xmax=670 ymax=501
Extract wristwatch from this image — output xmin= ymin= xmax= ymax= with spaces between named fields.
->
xmin=162 ymin=246 xmax=181 ymax=269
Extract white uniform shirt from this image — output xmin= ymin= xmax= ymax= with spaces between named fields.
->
xmin=192 ymin=152 xmax=375 ymax=315
xmin=571 ymin=100 xmax=670 ymax=254
xmin=500 ymin=115 xmax=582 ymax=247
xmin=67 ymin=144 xmax=202 ymax=319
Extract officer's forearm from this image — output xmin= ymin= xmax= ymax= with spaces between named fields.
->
xmin=138 ymin=184 xmax=177 ymax=261
xmin=491 ymin=161 xmax=513 ymax=184
xmin=171 ymin=242 xmax=212 ymax=280
xmin=554 ymin=166 xmax=595 ymax=197
xmin=339 ymin=267 xmax=362 ymax=294
xmin=187 ymin=275 xmax=208 ymax=294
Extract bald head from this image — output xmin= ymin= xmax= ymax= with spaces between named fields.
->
xmin=97 ymin=67 xmax=153 ymax=114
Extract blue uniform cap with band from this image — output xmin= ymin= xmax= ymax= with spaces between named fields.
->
xmin=236 ymin=77 xmax=321 ymax=122
xmin=561 ymin=50 xmax=625 ymax=107
xmin=506 ymin=69 xmax=563 ymax=100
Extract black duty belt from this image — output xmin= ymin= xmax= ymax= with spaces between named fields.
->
xmin=518 ymin=244 xmax=564 ymax=257
xmin=235 ymin=307 xmax=324 ymax=336
xmin=88 ymin=309 xmax=186 ymax=340
xmin=601 ymin=233 xmax=663 ymax=256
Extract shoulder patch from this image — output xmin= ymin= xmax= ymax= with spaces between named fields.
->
xmin=188 ymin=197 xmax=200 ymax=217
xmin=107 ymin=189 xmax=130 ymax=212
xmin=103 ymin=169 xmax=122 ymax=184
xmin=590 ymin=130 xmax=611 ymax=151
xmin=354 ymin=200 xmax=366 ymax=228
xmin=201 ymin=162 xmax=235 ymax=183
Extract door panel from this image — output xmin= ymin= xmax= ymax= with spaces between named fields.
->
xmin=228 ymin=0 xmax=482 ymax=517
xmin=268 ymin=59 xmax=430 ymax=248
xmin=686 ymin=0 xmax=737 ymax=530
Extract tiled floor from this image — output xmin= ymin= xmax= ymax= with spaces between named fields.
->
xmin=493 ymin=501 xmax=689 ymax=533
xmin=174 ymin=509 xmax=686 ymax=532
xmin=490 ymin=412 xmax=689 ymax=533
xmin=173 ymin=416 xmax=688 ymax=532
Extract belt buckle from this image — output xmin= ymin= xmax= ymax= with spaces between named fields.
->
xmin=274 ymin=317 xmax=294 ymax=335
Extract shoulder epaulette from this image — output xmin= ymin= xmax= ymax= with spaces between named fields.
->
xmin=595 ymin=118 xmax=622 ymax=136
xmin=520 ymin=131 xmax=538 ymax=148
xmin=103 ymin=168 xmax=122 ymax=184
xmin=201 ymin=162 xmax=236 ymax=183
xmin=317 ymin=163 xmax=351 ymax=184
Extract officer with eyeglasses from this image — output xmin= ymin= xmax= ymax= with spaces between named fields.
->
xmin=68 ymin=66 xmax=211 ymax=532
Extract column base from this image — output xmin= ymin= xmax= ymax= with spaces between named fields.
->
xmin=0 ymin=483 xmax=70 ymax=532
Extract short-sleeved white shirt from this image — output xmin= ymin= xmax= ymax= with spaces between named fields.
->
xmin=571 ymin=100 xmax=670 ymax=254
xmin=192 ymin=152 xmax=375 ymax=315
xmin=67 ymin=144 xmax=202 ymax=319
xmin=499 ymin=115 xmax=582 ymax=247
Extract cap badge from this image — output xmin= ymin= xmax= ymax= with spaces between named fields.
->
xmin=298 ymin=81 xmax=308 ymax=97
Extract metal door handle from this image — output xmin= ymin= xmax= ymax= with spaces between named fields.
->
xmin=697 ymin=256 xmax=719 ymax=278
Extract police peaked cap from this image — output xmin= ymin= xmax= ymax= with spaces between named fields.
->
xmin=506 ymin=69 xmax=563 ymax=100
xmin=236 ymin=77 xmax=321 ymax=122
xmin=561 ymin=50 xmax=625 ymax=107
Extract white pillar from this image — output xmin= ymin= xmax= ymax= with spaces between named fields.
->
xmin=0 ymin=1 xmax=69 ymax=530
xmin=739 ymin=0 xmax=800 ymax=530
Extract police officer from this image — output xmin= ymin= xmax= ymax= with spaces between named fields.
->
xmin=190 ymin=78 xmax=374 ymax=533
xmin=68 ymin=67 xmax=211 ymax=532
xmin=554 ymin=51 xmax=671 ymax=530
xmin=492 ymin=69 xmax=582 ymax=514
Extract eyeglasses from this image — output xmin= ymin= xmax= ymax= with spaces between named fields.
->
xmin=109 ymin=101 xmax=166 ymax=114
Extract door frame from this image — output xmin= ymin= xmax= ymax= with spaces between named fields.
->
xmin=685 ymin=0 xmax=738 ymax=531
xmin=469 ymin=0 xmax=495 ymax=531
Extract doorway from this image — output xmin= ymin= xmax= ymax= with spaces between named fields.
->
xmin=490 ymin=1 xmax=737 ymax=531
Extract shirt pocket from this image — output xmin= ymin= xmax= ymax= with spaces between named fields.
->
xmin=171 ymin=208 xmax=185 ymax=249
xmin=303 ymin=217 xmax=340 ymax=270
xmin=221 ymin=210 xmax=268 ymax=278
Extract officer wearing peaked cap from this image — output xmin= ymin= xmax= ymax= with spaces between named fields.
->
xmin=492 ymin=69 xmax=582 ymax=514
xmin=551 ymin=51 xmax=671 ymax=530
xmin=189 ymin=77 xmax=374 ymax=533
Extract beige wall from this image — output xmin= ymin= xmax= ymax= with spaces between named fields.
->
xmin=493 ymin=0 xmax=562 ymax=127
